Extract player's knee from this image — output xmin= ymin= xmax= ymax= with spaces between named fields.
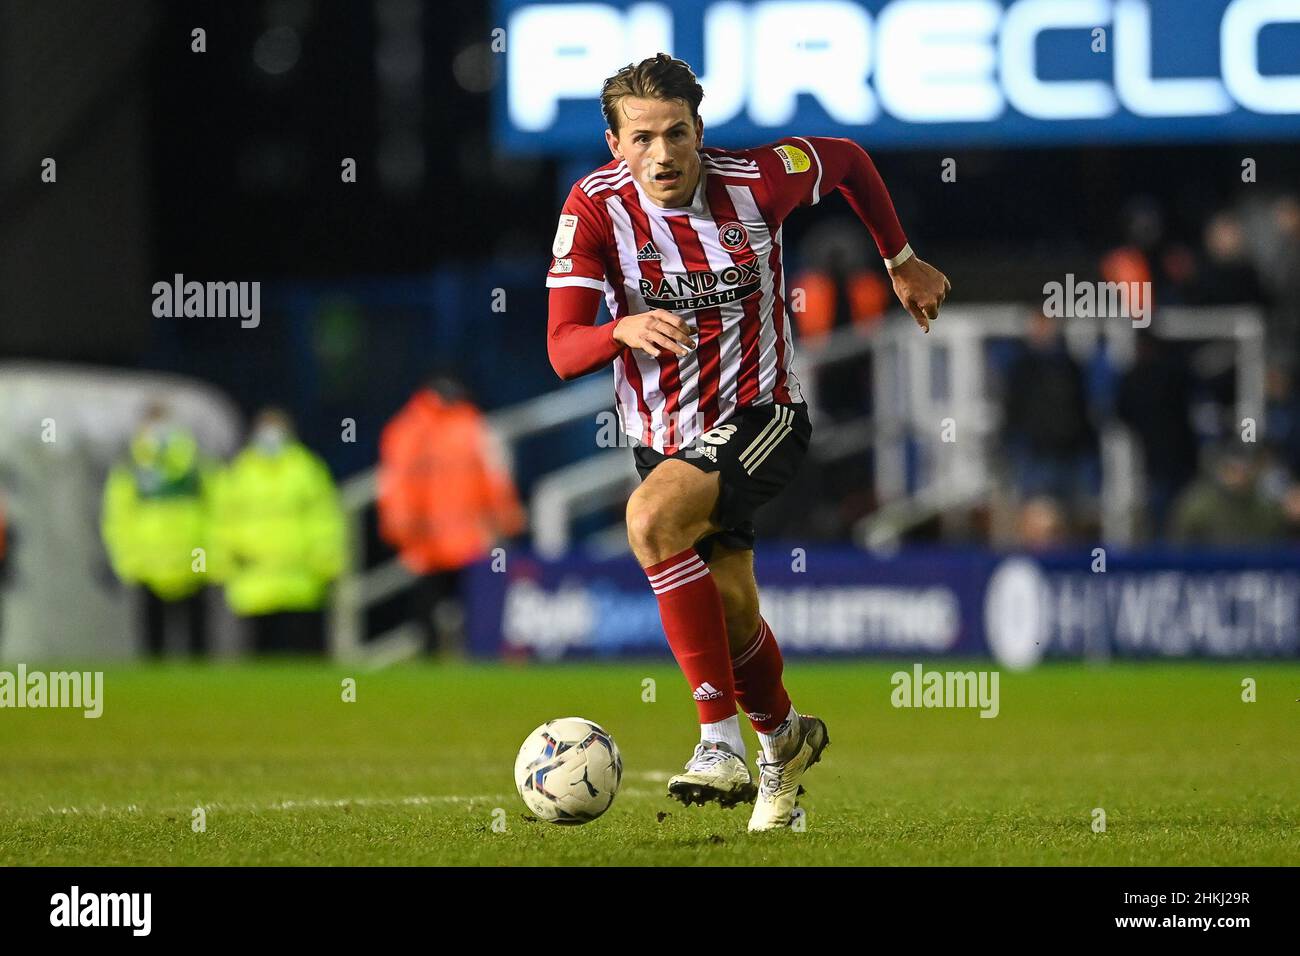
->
xmin=625 ymin=490 xmax=680 ymax=560
xmin=626 ymin=466 xmax=717 ymax=563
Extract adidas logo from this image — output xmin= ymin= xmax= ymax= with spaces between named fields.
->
xmin=636 ymin=241 xmax=663 ymax=261
xmin=692 ymin=682 xmax=724 ymax=701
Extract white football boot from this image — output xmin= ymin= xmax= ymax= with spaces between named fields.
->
xmin=667 ymin=741 xmax=757 ymax=809
xmin=748 ymin=714 xmax=831 ymax=832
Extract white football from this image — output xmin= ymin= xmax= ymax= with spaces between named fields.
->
xmin=513 ymin=717 xmax=623 ymax=825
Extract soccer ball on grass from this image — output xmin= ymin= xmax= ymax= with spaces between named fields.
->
xmin=513 ymin=717 xmax=623 ymax=825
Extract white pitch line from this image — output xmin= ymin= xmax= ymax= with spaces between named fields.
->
xmin=27 ymin=770 xmax=684 ymax=819
xmin=35 ymin=793 xmax=508 ymax=818
xmin=627 ymin=771 xmax=673 ymax=782
xmin=35 ymin=786 xmax=679 ymax=819
xmin=257 ymin=794 xmax=512 ymax=811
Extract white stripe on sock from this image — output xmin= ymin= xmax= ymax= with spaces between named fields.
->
xmin=733 ymin=621 xmax=769 ymax=667
xmin=647 ymin=553 xmax=704 ymax=579
xmin=647 ymin=555 xmax=705 ymax=586
xmin=649 ymin=562 xmax=707 ymax=590
xmin=653 ymin=566 xmax=712 ymax=594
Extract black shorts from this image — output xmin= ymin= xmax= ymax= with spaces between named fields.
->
xmin=632 ymin=402 xmax=813 ymax=562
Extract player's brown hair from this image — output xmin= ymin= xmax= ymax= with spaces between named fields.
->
xmin=600 ymin=53 xmax=704 ymax=134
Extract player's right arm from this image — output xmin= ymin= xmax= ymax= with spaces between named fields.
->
xmin=546 ymin=186 xmax=694 ymax=381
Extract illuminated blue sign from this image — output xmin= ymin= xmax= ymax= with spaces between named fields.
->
xmin=494 ymin=0 xmax=1300 ymax=152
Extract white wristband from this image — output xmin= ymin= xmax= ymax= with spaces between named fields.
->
xmin=885 ymin=243 xmax=914 ymax=270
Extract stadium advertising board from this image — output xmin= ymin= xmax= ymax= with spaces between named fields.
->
xmin=496 ymin=0 xmax=1300 ymax=152
xmin=465 ymin=548 xmax=1300 ymax=666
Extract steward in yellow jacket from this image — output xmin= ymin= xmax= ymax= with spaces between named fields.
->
xmin=101 ymin=417 xmax=214 ymax=601
xmin=210 ymin=411 xmax=345 ymax=617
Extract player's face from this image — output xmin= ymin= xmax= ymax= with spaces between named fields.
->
xmin=605 ymin=96 xmax=703 ymax=209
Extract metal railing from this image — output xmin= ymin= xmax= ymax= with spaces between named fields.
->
xmin=853 ymin=305 xmax=1267 ymax=549
xmin=328 ymin=377 xmax=613 ymax=662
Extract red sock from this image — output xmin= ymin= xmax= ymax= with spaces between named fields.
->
xmin=732 ymin=617 xmax=792 ymax=733
xmin=645 ymin=548 xmax=736 ymax=723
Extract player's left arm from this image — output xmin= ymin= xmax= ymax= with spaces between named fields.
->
xmin=760 ymin=136 xmax=950 ymax=332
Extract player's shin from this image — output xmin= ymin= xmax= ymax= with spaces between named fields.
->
xmin=732 ymin=617 xmax=798 ymax=760
xmin=644 ymin=547 xmax=738 ymax=728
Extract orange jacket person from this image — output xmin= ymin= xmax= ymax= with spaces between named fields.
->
xmin=378 ymin=378 xmax=526 ymax=576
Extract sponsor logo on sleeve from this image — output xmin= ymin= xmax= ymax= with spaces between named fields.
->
xmin=772 ymin=144 xmax=811 ymax=174
xmin=552 ymin=214 xmax=579 ymax=257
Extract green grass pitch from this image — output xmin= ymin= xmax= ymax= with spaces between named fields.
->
xmin=1 ymin=660 xmax=1297 ymax=866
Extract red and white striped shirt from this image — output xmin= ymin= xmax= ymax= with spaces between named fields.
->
xmin=546 ymin=136 xmax=909 ymax=455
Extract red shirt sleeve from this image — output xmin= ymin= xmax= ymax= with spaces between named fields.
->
xmin=547 ymin=285 xmax=623 ymax=381
xmin=545 ymin=183 xmax=626 ymax=381
xmin=755 ymin=136 xmax=909 ymax=261
xmin=546 ymin=183 xmax=609 ymax=293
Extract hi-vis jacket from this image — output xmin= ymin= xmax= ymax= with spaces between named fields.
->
xmin=378 ymin=390 xmax=525 ymax=574
xmin=209 ymin=442 xmax=345 ymax=615
xmin=101 ymin=428 xmax=214 ymax=600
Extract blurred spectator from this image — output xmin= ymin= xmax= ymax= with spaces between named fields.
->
xmin=1267 ymin=196 xmax=1300 ymax=367
xmin=791 ymin=248 xmax=890 ymax=343
xmin=1189 ymin=211 xmax=1265 ymax=306
xmin=1016 ymin=496 xmax=1068 ymax=551
xmin=1238 ymin=194 xmax=1300 ymax=367
xmin=1263 ymin=363 xmax=1300 ymax=480
xmin=1169 ymin=444 xmax=1286 ymax=547
xmin=379 ymin=375 xmax=526 ymax=654
xmin=1115 ymin=330 xmax=1200 ymax=540
xmin=1002 ymin=311 xmax=1099 ymax=517
xmin=791 ymin=221 xmax=890 ymax=423
xmin=101 ymin=403 xmax=214 ymax=656
xmin=1100 ymin=196 xmax=1197 ymax=312
xmin=1282 ymin=485 xmax=1300 ymax=542
xmin=210 ymin=408 xmax=345 ymax=654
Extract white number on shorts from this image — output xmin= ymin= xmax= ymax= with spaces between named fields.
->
xmin=698 ymin=424 xmax=738 ymax=446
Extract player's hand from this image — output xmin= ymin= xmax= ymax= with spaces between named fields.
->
xmin=612 ymin=309 xmax=696 ymax=358
xmin=889 ymin=256 xmax=951 ymax=333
